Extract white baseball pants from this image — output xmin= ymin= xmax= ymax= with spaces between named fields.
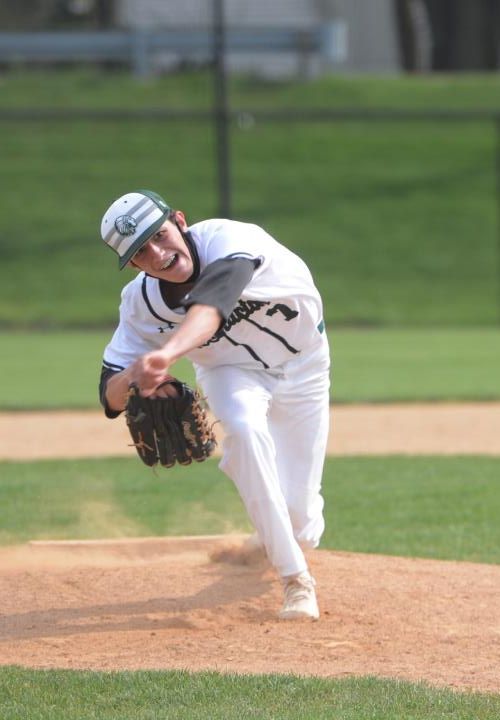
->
xmin=196 ymin=334 xmax=330 ymax=578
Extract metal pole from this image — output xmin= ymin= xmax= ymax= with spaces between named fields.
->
xmin=213 ymin=0 xmax=231 ymax=218
xmin=496 ymin=119 xmax=500 ymax=324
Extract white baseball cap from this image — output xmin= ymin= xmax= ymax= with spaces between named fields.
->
xmin=100 ymin=189 xmax=171 ymax=269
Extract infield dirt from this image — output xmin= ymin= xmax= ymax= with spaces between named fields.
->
xmin=1 ymin=402 xmax=500 ymax=459
xmin=0 ymin=535 xmax=499 ymax=692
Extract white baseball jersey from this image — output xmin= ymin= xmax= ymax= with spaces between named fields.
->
xmin=103 ymin=219 xmax=325 ymax=373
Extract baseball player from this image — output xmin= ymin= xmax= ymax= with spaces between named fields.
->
xmin=99 ymin=189 xmax=331 ymax=621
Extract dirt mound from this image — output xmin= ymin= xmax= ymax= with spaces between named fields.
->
xmin=0 ymin=535 xmax=498 ymax=692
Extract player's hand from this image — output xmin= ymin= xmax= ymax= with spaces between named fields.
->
xmin=151 ymin=378 xmax=180 ymax=399
xmin=127 ymin=350 xmax=173 ymax=397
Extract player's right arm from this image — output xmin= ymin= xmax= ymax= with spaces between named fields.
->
xmin=103 ymin=303 xmax=222 ymax=412
xmin=101 ymin=254 xmax=258 ymax=414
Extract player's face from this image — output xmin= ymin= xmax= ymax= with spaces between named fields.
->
xmin=129 ymin=211 xmax=194 ymax=282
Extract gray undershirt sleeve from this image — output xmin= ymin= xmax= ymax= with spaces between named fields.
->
xmin=180 ymin=256 xmax=260 ymax=320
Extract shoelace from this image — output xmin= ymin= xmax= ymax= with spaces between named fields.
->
xmin=284 ymin=576 xmax=315 ymax=604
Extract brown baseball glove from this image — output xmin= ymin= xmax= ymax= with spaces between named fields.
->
xmin=125 ymin=380 xmax=216 ymax=468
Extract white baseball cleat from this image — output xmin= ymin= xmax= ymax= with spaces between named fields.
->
xmin=279 ymin=571 xmax=319 ymax=621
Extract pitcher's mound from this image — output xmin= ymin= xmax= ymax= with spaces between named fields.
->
xmin=0 ymin=535 xmax=498 ymax=693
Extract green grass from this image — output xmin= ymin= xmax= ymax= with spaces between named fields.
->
xmin=0 ymin=330 xmax=194 ymax=410
xmin=0 ymin=70 xmax=499 ymax=327
xmin=0 ymin=456 xmax=248 ymax=545
xmin=1 ymin=667 xmax=499 ymax=720
xmin=1 ymin=455 xmax=499 ymax=564
xmin=1 ymin=328 xmax=499 ymax=409
xmin=4 ymin=68 xmax=500 ymax=111
xmin=232 ymin=120 xmax=499 ymax=327
xmin=321 ymin=456 xmax=500 ymax=563
xmin=330 ymin=327 xmax=500 ymax=403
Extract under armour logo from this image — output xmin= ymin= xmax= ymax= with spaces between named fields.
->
xmin=158 ymin=321 xmax=176 ymax=333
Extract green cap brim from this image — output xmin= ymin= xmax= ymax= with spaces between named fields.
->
xmin=118 ymin=210 xmax=171 ymax=270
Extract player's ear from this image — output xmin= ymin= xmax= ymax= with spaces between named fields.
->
xmin=173 ymin=210 xmax=188 ymax=232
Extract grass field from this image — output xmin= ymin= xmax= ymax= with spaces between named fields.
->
xmin=1 ymin=667 xmax=500 ymax=720
xmin=1 ymin=455 xmax=499 ymax=563
xmin=4 ymin=69 xmax=500 ymax=110
xmin=1 ymin=70 xmax=499 ymax=327
xmin=1 ymin=327 xmax=499 ymax=409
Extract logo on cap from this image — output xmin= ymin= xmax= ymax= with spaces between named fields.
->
xmin=115 ymin=215 xmax=137 ymax=236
